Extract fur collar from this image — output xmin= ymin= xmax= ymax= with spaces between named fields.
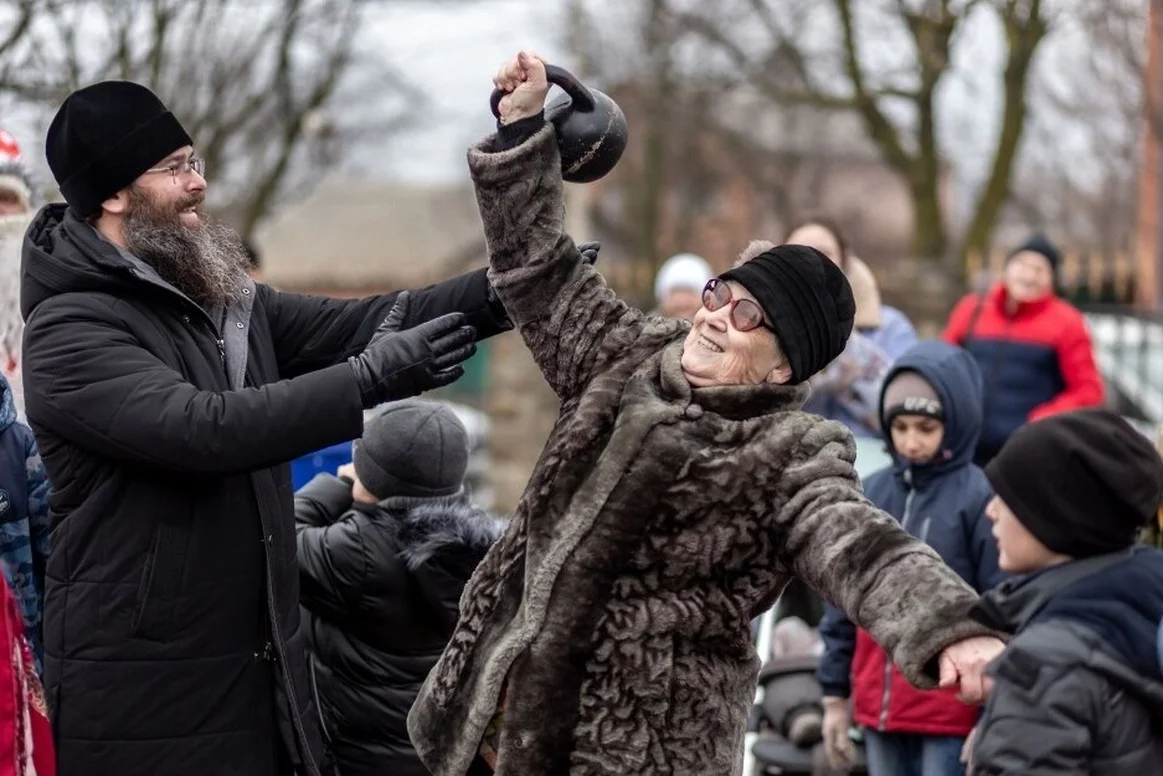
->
xmin=394 ymin=498 xmax=506 ymax=570
xmin=658 ymin=339 xmax=810 ymax=419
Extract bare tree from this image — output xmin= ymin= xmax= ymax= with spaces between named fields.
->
xmin=1004 ymin=0 xmax=1143 ymax=258
xmin=675 ymin=0 xmax=1052 ymax=267
xmin=0 ymin=0 xmax=423 ymax=237
xmin=561 ymin=0 xmax=830 ymax=293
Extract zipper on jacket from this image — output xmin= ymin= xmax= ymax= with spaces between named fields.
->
xmin=263 ymin=558 xmax=320 ymax=776
xmin=880 ymin=467 xmax=917 ymax=730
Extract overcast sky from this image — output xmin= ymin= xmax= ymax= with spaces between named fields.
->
xmin=358 ymin=0 xmax=571 ymax=182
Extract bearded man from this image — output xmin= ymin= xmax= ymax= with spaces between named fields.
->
xmin=21 ymin=81 xmax=512 ymax=776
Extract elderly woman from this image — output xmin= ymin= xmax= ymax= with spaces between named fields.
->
xmin=408 ymin=52 xmax=1001 ymax=776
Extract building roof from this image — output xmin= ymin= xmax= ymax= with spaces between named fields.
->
xmin=254 ymin=177 xmax=486 ymax=290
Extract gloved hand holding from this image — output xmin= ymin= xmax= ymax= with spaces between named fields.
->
xmin=821 ymin=696 xmax=856 ymax=770
xmin=349 ymin=291 xmax=477 ymax=408
xmin=578 ymin=240 xmax=601 ymax=265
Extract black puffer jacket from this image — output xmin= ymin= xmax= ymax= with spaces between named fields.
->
xmin=21 ymin=204 xmax=508 ymax=776
xmin=295 ymin=474 xmax=504 ymax=776
xmin=970 ymin=546 xmax=1163 ymax=775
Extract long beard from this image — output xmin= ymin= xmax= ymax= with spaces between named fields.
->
xmin=123 ymin=187 xmax=248 ymax=309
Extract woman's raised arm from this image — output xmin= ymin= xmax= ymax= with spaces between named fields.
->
xmin=467 ymin=51 xmax=662 ymax=401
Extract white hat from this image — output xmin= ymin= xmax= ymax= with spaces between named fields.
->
xmin=654 ymin=253 xmax=713 ymax=303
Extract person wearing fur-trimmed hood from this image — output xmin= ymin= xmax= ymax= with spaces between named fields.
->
xmin=296 ymin=399 xmax=505 ymax=776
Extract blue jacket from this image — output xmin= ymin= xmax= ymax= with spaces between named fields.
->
xmin=0 ymin=371 xmax=49 ymax=674
xmin=818 ymin=341 xmax=1005 ymax=704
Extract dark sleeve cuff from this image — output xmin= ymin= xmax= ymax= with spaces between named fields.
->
xmin=495 ymin=111 xmax=546 ymax=151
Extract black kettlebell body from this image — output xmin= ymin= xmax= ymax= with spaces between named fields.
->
xmin=490 ymin=64 xmax=628 ymax=183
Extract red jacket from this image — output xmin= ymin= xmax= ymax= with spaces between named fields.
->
xmin=0 ymin=575 xmax=53 ymax=776
xmin=850 ymin=628 xmax=978 ymax=736
xmin=943 ymin=284 xmax=1103 ymax=463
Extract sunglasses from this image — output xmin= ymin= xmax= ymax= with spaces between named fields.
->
xmin=701 ymin=279 xmax=776 ymax=333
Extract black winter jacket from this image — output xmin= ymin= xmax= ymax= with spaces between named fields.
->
xmin=970 ymin=546 xmax=1163 ymax=775
xmin=20 ymin=204 xmax=508 ymax=776
xmin=295 ymin=474 xmax=503 ymax=776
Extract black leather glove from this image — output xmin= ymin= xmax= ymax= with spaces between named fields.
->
xmin=348 ymin=291 xmax=477 ymax=408
xmin=578 ymin=240 xmax=601 ymax=265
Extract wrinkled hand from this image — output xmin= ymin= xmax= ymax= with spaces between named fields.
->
xmin=577 ymin=240 xmax=601 ymax=266
xmin=348 ymin=291 xmax=477 ymax=408
xmin=821 ymin=697 xmax=856 ymax=770
xmin=493 ymin=50 xmax=550 ymax=124
xmin=938 ymin=635 xmax=1004 ymax=704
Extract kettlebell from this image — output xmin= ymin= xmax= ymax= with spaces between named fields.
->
xmin=490 ymin=64 xmax=629 ymax=183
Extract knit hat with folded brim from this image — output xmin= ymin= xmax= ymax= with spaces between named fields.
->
xmin=720 ymin=243 xmax=855 ymax=384
xmin=985 ymin=408 xmax=1163 ymax=558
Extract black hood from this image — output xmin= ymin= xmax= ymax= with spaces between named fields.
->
xmin=21 ymin=203 xmax=150 ymax=321
xmin=878 ymin=340 xmax=982 ymax=477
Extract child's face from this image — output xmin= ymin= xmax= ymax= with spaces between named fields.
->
xmin=985 ymin=495 xmax=1068 ymax=573
xmin=889 ymin=414 xmax=944 ymax=464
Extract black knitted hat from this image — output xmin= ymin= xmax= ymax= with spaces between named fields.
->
xmin=46 ymin=81 xmax=192 ymax=217
xmin=985 ymin=409 xmax=1163 ymax=558
xmin=720 ymin=244 xmax=855 ymax=383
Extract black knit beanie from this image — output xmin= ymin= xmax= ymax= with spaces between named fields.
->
xmin=985 ymin=409 xmax=1163 ymax=558
xmin=720 ymin=244 xmax=855 ymax=384
xmin=46 ymin=81 xmax=192 ymax=218
xmin=1008 ymin=233 xmax=1060 ymax=276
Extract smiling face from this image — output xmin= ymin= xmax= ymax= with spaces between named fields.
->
xmin=1003 ymin=250 xmax=1054 ymax=303
xmin=680 ymin=279 xmax=793 ymax=387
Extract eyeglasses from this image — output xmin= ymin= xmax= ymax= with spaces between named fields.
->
xmin=702 ymin=278 xmax=776 ymax=333
xmin=143 ymin=156 xmax=206 ymax=184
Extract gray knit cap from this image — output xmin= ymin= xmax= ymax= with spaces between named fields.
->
xmin=353 ymin=399 xmax=469 ymax=500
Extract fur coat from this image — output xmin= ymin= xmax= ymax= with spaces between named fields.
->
xmin=407 ymin=124 xmax=993 ymax=776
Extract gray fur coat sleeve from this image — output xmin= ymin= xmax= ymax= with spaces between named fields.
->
xmin=467 ymin=124 xmax=668 ymax=400
xmin=778 ymin=420 xmax=996 ymax=687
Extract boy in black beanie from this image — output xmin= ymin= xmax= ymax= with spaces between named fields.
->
xmin=968 ymin=408 xmax=1163 ymax=774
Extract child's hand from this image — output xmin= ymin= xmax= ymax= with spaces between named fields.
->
xmin=337 ymin=463 xmax=356 ymax=483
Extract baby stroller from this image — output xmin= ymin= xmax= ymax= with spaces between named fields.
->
xmin=744 ymin=580 xmax=867 ymax=776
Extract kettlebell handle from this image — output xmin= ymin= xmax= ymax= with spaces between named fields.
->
xmin=489 ymin=64 xmax=597 ymax=120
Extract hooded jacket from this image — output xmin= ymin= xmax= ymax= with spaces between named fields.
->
xmin=970 ymin=546 xmax=1163 ymax=775
xmin=943 ymin=283 xmax=1103 ymax=465
xmin=0 ymin=370 xmax=49 ymax=677
xmin=818 ymin=341 xmax=1005 ymax=736
xmin=19 ymin=204 xmax=508 ymax=776
xmin=405 ymin=122 xmax=996 ymax=776
xmin=295 ymin=474 xmax=504 ymax=776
